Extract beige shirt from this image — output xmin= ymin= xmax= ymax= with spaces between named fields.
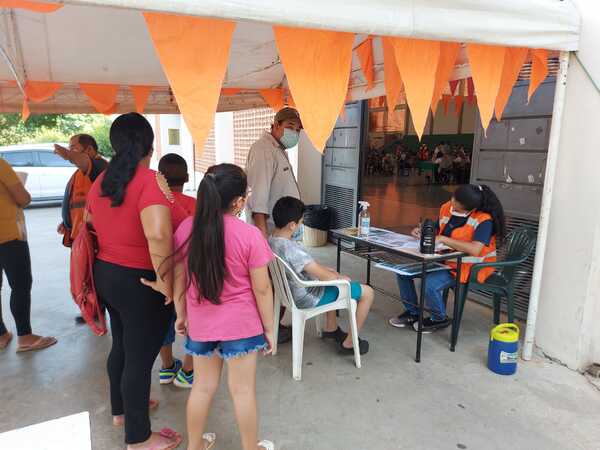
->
xmin=245 ymin=132 xmax=301 ymax=225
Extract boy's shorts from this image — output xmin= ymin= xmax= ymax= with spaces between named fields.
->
xmin=316 ymin=281 xmax=362 ymax=307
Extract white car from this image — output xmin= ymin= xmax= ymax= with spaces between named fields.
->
xmin=0 ymin=143 xmax=77 ymax=204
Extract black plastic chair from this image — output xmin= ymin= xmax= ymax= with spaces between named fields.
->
xmin=446 ymin=227 xmax=537 ymax=348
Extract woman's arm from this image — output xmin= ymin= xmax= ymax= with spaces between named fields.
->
xmin=173 ymin=259 xmax=188 ymax=335
xmin=6 ymin=182 xmax=31 ymax=208
xmin=250 ymin=265 xmax=274 ymax=351
xmin=437 ymin=235 xmax=484 ymax=257
xmin=140 ymin=205 xmax=173 ymax=301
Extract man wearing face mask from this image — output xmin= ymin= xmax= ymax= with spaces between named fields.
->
xmin=245 ymin=107 xmax=302 ymax=238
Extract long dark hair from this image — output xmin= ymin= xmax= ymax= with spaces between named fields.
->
xmin=187 ymin=164 xmax=247 ymax=304
xmin=454 ymin=184 xmax=506 ymax=245
xmin=101 ymin=113 xmax=154 ymax=206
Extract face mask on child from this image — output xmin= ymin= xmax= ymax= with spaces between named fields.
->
xmin=291 ymin=223 xmax=304 ymax=242
xmin=450 ymin=206 xmax=472 ymax=218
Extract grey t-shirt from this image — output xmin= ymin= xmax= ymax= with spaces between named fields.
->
xmin=268 ymin=236 xmax=324 ymax=309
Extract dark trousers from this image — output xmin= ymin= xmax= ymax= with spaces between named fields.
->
xmin=94 ymin=260 xmax=173 ymax=445
xmin=0 ymin=240 xmax=33 ymax=336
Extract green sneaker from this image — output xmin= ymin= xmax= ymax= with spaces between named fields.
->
xmin=159 ymin=359 xmax=182 ymax=385
xmin=173 ymin=368 xmax=194 ymax=389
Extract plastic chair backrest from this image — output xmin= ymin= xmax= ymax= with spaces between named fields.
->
xmin=497 ymin=227 xmax=536 ymax=281
xmin=268 ymin=256 xmax=299 ymax=310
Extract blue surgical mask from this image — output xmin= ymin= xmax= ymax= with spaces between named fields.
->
xmin=280 ymin=128 xmax=300 ymax=149
xmin=292 ymin=223 xmax=304 ymax=241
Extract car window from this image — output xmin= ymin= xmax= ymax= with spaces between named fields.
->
xmin=1 ymin=151 xmax=34 ymax=167
xmin=38 ymin=151 xmax=74 ymax=168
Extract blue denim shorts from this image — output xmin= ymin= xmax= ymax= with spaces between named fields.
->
xmin=184 ymin=334 xmax=268 ymax=360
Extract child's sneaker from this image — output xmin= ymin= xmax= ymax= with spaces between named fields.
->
xmin=173 ymin=368 xmax=194 ymax=389
xmin=159 ymin=359 xmax=182 ymax=385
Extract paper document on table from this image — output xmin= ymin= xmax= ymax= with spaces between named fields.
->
xmin=375 ymin=261 xmax=450 ymax=277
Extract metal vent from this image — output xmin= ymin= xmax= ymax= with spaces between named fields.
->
xmin=470 ymin=215 xmax=539 ymax=320
xmin=518 ymin=57 xmax=559 ymax=81
xmin=324 ymin=185 xmax=355 ymax=229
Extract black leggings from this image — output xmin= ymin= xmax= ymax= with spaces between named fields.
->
xmin=94 ymin=260 xmax=173 ymax=445
xmin=0 ymin=240 xmax=33 ymax=336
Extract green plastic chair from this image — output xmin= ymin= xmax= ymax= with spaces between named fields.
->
xmin=446 ymin=227 xmax=537 ymax=349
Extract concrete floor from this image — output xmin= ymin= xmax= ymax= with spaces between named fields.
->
xmin=1 ymin=207 xmax=600 ymax=450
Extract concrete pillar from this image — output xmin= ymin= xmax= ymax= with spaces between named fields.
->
xmin=214 ymin=112 xmax=234 ymax=164
xmin=297 ymin=132 xmax=323 ymax=204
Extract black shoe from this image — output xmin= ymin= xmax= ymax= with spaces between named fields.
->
xmin=412 ymin=317 xmax=451 ymax=334
xmin=277 ymin=325 xmax=292 ymax=344
xmin=75 ymin=315 xmax=86 ymax=325
xmin=339 ymin=334 xmax=369 ymax=355
xmin=388 ymin=311 xmax=418 ymax=328
xmin=321 ymin=326 xmax=345 ymax=342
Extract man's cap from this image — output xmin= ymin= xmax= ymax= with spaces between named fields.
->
xmin=274 ymin=107 xmax=303 ymax=129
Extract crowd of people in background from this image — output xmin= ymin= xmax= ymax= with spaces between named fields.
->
xmin=364 ymin=140 xmax=472 ymax=185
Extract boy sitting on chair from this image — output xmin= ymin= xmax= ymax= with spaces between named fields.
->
xmin=268 ymin=196 xmax=374 ymax=355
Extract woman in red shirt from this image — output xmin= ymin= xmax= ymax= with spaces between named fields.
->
xmin=87 ymin=113 xmax=180 ymax=450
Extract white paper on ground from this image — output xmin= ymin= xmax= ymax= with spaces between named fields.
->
xmin=0 ymin=411 xmax=91 ymax=450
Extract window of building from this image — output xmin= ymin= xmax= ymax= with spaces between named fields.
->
xmin=168 ymin=128 xmax=180 ymax=146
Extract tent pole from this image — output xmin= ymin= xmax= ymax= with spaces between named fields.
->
xmin=522 ymin=50 xmax=570 ymax=361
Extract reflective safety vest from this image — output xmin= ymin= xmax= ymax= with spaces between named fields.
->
xmin=63 ymin=157 xmax=102 ymax=247
xmin=438 ymin=201 xmax=497 ymax=284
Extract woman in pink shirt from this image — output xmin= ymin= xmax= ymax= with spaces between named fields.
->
xmin=172 ymin=164 xmax=275 ymax=450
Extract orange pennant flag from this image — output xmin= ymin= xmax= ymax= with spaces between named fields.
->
xmin=0 ymin=0 xmax=61 ymax=13
xmin=274 ymin=26 xmax=354 ymax=151
xmin=454 ymin=95 xmax=464 ymax=116
xmin=129 ymin=85 xmax=153 ymax=114
xmin=144 ymin=13 xmax=235 ymax=153
xmin=24 ymin=80 xmax=62 ymax=102
xmin=381 ymin=37 xmax=403 ymax=114
xmin=467 ymin=43 xmax=506 ymax=130
xmin=431 ymin=42 xmax=461 ymax=113
xmin=80 ymin=83 xmax=119 ymax=114
xmin=21 ymin=99 xmax=30 ymax=122
xmin=221 ymin=88 xmax=241 ymax=96
xmin=356 ymin=36 xmax=375 ymax=91
xmin=390 ymin=37 xmax=440 ymax=139
xmin=528 ymin=49 xmax=548 ymax=103
xmin=441 ymin=94 xmax=451 ymax=115
xmin=495 ymin=47 xmax=528 ymax=121
xmin=259 ymin=88 xmax=285 ymax=112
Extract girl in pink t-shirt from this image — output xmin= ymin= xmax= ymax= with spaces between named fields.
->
xmin=172 ymin=163 xmax=275 ymax=450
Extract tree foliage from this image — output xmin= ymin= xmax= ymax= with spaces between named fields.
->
xmin=0 ymin=114 xmax=113 ymax=157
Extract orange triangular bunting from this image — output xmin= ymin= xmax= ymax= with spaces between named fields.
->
xmin=356 ymin=36 xmax=375 ymax=91
xmin=431 ymin=42 xmax=460 ymax=113
xmin=381 ymin=37 xmax=403 ymax=114
xmin=467 ymin=43 xmax=506 ymax=130
xmin=144 ymin=13 xmax=236 ymax=154
xmin=495 ymin=47 xmax=528 ymax=121
xmin=274 ymin=26 xmax=354 ymax=151
xmin=528 ymin=49 xmax=549 ymax=103
xmin=129 ymin=85 xmax=153 ymax=114
xmin=390 ymin=37 xmax=440 ymax=139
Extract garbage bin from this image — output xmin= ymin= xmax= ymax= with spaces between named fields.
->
xmin=303 ymin=205 xmax=332 ymax=247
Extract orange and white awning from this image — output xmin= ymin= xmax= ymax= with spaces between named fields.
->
xmin=0 ymin=0 xmax=581 ymax=152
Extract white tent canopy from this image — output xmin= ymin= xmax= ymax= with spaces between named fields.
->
xmin=0 ymin=0 xmax=580 ymax=114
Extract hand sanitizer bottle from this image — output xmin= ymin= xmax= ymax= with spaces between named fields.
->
xmin=358 ymin=201 xmax=371 ymax=237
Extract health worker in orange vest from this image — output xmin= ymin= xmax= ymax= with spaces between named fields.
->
xmin=389 ymin=184 xmax=506 ymax=333
xmin=55 ymin=134 xmax=108 ymax=247
xmin=55 ymin=134 xmax=107 ymax=325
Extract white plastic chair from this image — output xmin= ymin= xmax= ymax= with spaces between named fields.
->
xmin=268 ymin=255 xmax=361 ymax=381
